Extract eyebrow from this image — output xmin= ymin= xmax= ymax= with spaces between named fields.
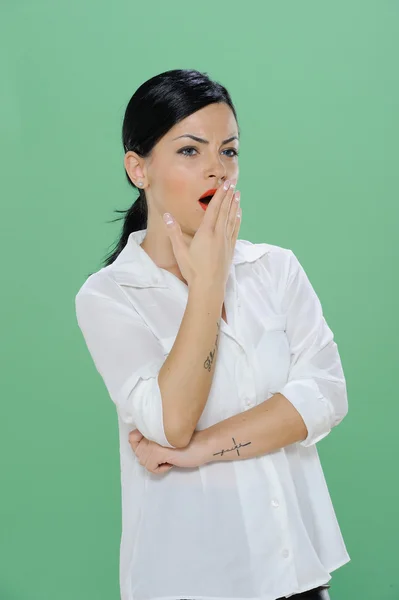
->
xmin=172 ymin=134 xmax=239 ymax=145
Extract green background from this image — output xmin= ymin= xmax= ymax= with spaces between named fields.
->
xmin=1 ymin=1 xmax=398 ymax=599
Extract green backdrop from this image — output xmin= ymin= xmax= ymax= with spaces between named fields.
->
xmin=1 ymin=1 xmax=398 ymax=599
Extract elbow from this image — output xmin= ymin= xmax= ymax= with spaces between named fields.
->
xmin=165 ymin=433 xmax=192 ymax=449
xmin=333 ymin=391 xmax=349 ymax=428
xmin=118 ymin=372 xmax=187 ymax=448
xmin=123 ymin=374 xmax=195 ymax=448
xmin=163 ymin=415 xmax=193 ymax=448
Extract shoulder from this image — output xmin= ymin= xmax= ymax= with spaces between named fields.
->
xmin=235 ymin=238 xmax=301 ymax=293
xmin=235 ymin=237 xmax=294 ymax=268
xmin=75 ymin=264 xmax=123 ymax=306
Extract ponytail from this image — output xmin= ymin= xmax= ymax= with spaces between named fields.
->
xmin=101 ymin=190 xmax=148 ymax=268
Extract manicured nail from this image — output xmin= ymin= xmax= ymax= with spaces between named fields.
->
xmin=223 ymin=180 xmax=231 ymax=190
xmin=163 ymin=212 xmax=174 ymax=225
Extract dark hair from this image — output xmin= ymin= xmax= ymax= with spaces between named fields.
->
xmin=100 ymin=68 xmax=239 ymax=268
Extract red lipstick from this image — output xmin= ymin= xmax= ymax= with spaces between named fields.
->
xmin=199 ymin=188 xmax=218 ymax=200
xmin=198 ymin=187 xmax=218 ymax=211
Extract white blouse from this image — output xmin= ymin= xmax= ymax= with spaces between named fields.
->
xmin=75 ymin=228 xmax=350 ymax=600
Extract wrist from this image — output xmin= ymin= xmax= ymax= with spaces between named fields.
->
xmin=188 ymin=279 xmax=225 ymax=303
xmin=193 ymin=427 xmax=216 ymax=465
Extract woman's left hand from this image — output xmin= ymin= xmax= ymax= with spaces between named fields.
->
xmin=128 ymin=429 xmax=209 ymax=474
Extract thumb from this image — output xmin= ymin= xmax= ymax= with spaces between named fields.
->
xmin=163 ymin=212 xmax=175 ymax=227
xmin=156 ymin=463 xmax=174 ymax=474
xmin=162 ymin=212 xmax=186 ymax=258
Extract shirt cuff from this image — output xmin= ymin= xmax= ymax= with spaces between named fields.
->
xmin=118 ymin=367 xmax=177 ymax=449
xmin=277 ymin=378 xmax=336 ymax=446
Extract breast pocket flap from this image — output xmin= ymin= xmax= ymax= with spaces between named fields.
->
xmin=261 ymin=314 xmax=287 ymax=332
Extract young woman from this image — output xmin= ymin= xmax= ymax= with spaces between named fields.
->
xmin=75 ymin=68 xmax=350 ymax=600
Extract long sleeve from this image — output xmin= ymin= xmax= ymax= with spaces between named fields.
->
xmin=276 ymin=250 xmax=348 ymax=446
xmin=75 ymin=289 xmax=177 ymax=448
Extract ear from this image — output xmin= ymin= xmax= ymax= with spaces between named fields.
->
xmin=124 ymin=151 xmax=147 ymax=186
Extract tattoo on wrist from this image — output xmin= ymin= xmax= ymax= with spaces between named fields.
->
xmin=213 ymin=437 xmax=252 ymax=457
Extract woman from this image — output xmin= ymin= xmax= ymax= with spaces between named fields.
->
xmin=75 ymin=68 xmax=350 ymax=600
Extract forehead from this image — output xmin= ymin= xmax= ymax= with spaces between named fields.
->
xmin=166 ymin=103 xmax=238 ymax=141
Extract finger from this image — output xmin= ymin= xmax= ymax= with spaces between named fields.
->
xmin=154 ymin=463 xmax=174 ymax=474
xmin=142 ymin=441 xmax=165 ymax=473
xmin=129 ymin=439 xmax=139 ymax=452
xmin=129 ymin=430 xmax=144 ymax=452
xmin=226 ymin=190 xmax=241 ymax=238
xmin=231 ymin=204 xmax=242 ymax=245
xmin=134 ymin=445 xmax=144 ymax=463
xmin=200 ymin=179 xmax=232 ymax=231
xmin=134 ymin=439 xmax=149 ymax=465
xmin=163 ymin=213 xmax=189 ymax=267
xmin=215 ymin=179 xmax=237 ymax=234
xmin=145 ymin=452 xmax=162 ymax=473
xmin=129 ymin=429 xmax=143 ymax=442
xmin=129 ymin=438 xmax=139 ymax=451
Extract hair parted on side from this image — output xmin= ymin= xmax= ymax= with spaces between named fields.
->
xmin=100 ymin=68 xmax=239 ymax=268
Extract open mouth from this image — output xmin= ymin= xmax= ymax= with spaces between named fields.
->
xmin=198 ymin=188 xmax=217 ymax=210
xmin=198 ymin=194 xmax=214 ymax=210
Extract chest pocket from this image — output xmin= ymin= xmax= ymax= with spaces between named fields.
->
xmin=249 ymin=313 xmax=287 ymax=350
xmin=257 ymin=314 xmax=287 ymax=335
xmin=254 ymin=314 xmax=290 ymax=395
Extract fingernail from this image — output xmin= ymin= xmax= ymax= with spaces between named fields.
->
xmin=223 ymin=180 xmax=230 ymax=190
xmin=163 ymin=213 xmax=174 ymax=225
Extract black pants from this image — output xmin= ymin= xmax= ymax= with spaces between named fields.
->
xmin=276 ymin=584 xmax=331 ymax=599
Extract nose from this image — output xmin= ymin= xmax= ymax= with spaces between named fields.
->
xmin=204 ymin=152 xmax=226 ymax=181
xmin=206 ymin=174 xmax=226 ymax=188
xmin=205 ymin=150 xmax=239 ymax=187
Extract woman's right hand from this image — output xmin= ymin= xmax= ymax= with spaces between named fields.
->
xmin=163 ymin=179 xmax=242 ymax=289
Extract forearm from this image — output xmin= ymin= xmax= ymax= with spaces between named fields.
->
xmin=198 ymin=393 xmax=308 ymax=462
xmin=159 ymin=279 xmax=225 ymax=448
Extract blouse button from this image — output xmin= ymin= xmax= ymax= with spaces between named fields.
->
xmin=271 ymin=498 xmax=280 ymax=508
xmin=282 ymin=549 xmax=290 ymax=559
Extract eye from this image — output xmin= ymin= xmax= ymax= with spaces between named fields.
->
xmin=178 ymin=146 xmax=240 ymax=158
xmin=224 ymin=148 xmax=240 ymax=158
xmin=178 ymin=146 xmax=198 ymax=157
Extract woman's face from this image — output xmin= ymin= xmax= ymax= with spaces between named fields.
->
xmin=136 ymin=102 xmax=240 ymax=235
